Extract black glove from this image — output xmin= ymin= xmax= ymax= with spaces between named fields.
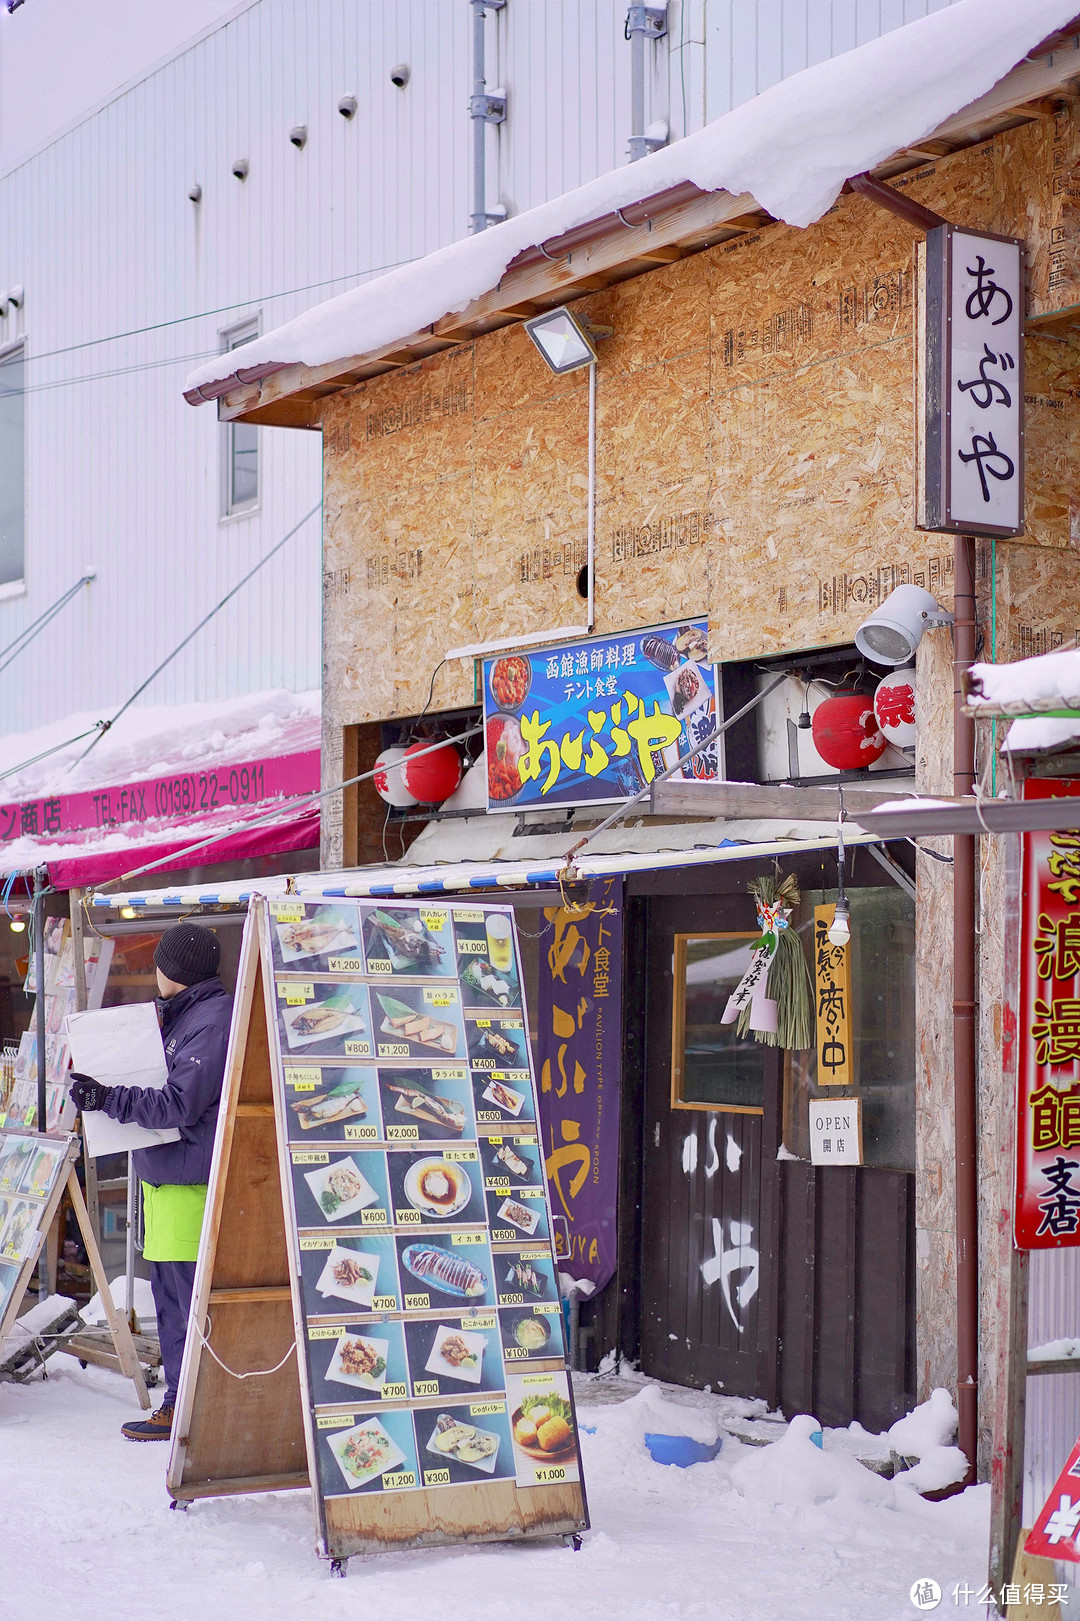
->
xmin=69 ymin=1073 xmax=112 ymax=1113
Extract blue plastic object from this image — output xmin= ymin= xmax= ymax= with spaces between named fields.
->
xmin=810 ymin=1429 xmax=824 ymax=1449
xmin=644 ymin=1431 xmax=722 ymax=1467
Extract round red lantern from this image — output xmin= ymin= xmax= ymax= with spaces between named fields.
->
xmin=401 ymin=740 xmax=463 ymax=804
xmin=373 ymin=746 xmax=418 ymax=807
xmin=873 ymin=666 xmax=916 ymax=747
xmin=811 ymin=694 xmax=887 ymax=770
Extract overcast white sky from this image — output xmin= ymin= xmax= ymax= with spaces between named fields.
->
xmin=0 ymin=0 xmax=240 ymax=174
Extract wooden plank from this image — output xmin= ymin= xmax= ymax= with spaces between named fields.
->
xmin=324 ymin=1477 xmax=584 ymax=1557
xmin=171 ymin=1471 xmax=310 ymax=1502
xmin=1004 ymin=1531 xmax=1063 ymax=1620
xmin=66 ymin=1166 xmax=150 ymax=1408
xmin=1026 ymin=1355 xmax=1080 ymax=1376
xmin=651 ymin=780 xmax=920 ymax=820
xmin=208 ymin=1286 xmax=292 ymax=1304
xmin=167 ymin=909 xmax=308 ymax=1501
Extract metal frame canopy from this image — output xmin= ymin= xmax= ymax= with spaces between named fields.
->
xmin=90 ymin=831 xmax=888 ymax=914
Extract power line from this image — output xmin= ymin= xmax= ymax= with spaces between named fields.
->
xmin=0 ymin=572 xmax=95 ymax=675
xmin=0 ymin=252 xmax=421 ymax=373
xmin=8 ymin=349 xmax=215 ymax=399
xmin=65 ymin=502 xmax=322 ymax=776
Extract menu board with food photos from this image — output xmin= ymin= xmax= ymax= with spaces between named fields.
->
xmin=263 ymin=897 xmax=589 ymax=1556
xmin=0 ymin=1129 xmax=78 ymax=1342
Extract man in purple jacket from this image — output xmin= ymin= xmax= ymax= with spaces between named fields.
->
xmin=69 ymin=922 xmax=232 ymax=1441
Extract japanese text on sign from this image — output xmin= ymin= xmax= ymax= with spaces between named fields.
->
xmin=814 ymin=905 xmax=852 ymax=1088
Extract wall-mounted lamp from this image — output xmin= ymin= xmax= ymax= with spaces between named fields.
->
xmin=338 ymin=95 xmax=357 ymax=118
xmin=390 ymin=62 xmax=410 ymax=88
xmin=524 ymin=306 xmax=608 ymax=375
xmin=855 ymin=584 xmax=953 ymax=667
xmin=188 ymin=183 xmax=202 ymax=204
xmin=289 ymin=125 xmax=308 ymax=149
xmin=232 ymin=158 xmax=250 ymax=181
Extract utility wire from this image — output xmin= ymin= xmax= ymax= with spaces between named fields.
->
xmin=0 ymin=573 xmax=94 ymax=670
xmin=0 ymin=253 xmax=420 ymax=372
xmin=65 ymin=503 xmax=321 ymax=777
xmin=0 ymin=723 xmax=106 ymax=788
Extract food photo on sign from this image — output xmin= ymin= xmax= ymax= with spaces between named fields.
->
xmin=482 ymin=619 xmax=716 ymax=812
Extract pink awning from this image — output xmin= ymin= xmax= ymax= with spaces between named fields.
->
xmin=46 ymin=801 xmax=320 ymax=889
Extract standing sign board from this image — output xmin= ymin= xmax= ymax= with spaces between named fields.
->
xmin=482 ymin=618 xmax=717 ymax=813
xmin=169 ymin=897 xmax=587 ymax=1563
xmin=918 ymin=225 xmax=1024 ymax=538
xmin=1014 ymin=780 xmax=1080 ymax=1249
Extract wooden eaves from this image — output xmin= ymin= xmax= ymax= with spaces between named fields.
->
xmin=199 ymin=23 xmax=1080 ymax=431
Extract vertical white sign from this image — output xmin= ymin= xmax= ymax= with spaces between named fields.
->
xmin=947 ymin=231 xmax=1023 ymax=531
xmin=918 ymin=226 xmax=1024 ymax=538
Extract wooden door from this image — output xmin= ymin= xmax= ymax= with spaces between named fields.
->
xmin=638 ymin=894 xmax=780 ymax=1398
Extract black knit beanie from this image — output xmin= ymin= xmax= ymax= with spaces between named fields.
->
xmin=154 ymin=923 xmax=220 ymax=987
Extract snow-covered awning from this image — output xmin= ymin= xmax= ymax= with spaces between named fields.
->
xmin=90 ymin=825 xmax=886 ymax=912
xmin=964 ymin=647 xmax=1080 ymax=756
xmin=184 ymin=1 xmax=1080 ymax=427
xmin=0 ymin=690 xmax=321 ymax=889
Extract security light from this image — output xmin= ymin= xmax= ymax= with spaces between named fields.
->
xmin=390 ymin=63 xmax=410 ymax=88
xmin=188 ymin=183 xmax=202 ymax=204
xmin=289 ymin=125 xmax=308 ymax=149
xmin=854 ymin=585 xmax=953 ymax=667
xmin=338 ymin=95 xmax=358 ymax=118
xmin=232 ymin=158 xmax=249 ymax=181
xmin=524 ymin=307 xmax=599 ymax=375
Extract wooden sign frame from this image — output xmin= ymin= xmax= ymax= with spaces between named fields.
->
xmin=169 ymin=898 xmax=588 ymax=1569
xmin=0 ymin=1129 xmax=149 ymax=1407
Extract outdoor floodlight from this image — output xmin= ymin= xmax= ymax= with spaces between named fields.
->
xmin=524 ymin=306 xmax=599 ymax=375
xmin=854 ymin=585 xmax=953 ymax=667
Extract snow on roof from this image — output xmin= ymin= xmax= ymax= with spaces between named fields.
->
xmin=967 ymin=647 xmax=1080 ymax=714
xmin=0 ymin=688 xmax=319 ymax=802
xmin=185 ymin=0 xmax=1079 ymax=401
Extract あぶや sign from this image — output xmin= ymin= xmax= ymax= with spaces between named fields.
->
xmin=1014 ymin=780 xmax=1080 ymax=1250
xmin=918 ymin=225 xmax=1024 ymax=538
xmin=482 ymin=620 xmax=717 ymax=813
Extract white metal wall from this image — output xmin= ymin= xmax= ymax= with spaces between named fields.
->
xmin=0 ymin=0 xmax=966 ymax=733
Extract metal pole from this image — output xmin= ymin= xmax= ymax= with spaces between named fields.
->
xmin=125 ymin=1153 xmax=137 ymax=1327
xmin=470 ymin=0 xmax=487 ymax=233
xmin=953 ymin=534 xmax=979 ymax=1482
xmin=586 ymin=361 xmax=596 ymax=631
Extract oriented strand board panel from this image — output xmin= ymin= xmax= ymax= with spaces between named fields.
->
xmin=321 ymin=114 xmax=1080 ymax=731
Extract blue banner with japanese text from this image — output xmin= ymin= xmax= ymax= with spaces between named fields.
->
xmin=536 ymin=878 xmax=623 ymax=1293
xmin=482 ymin=619 xmax=717 ymax=812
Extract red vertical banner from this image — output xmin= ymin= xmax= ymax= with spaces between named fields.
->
xmin=1015 ymin=778 xmax=1080 ymax=1249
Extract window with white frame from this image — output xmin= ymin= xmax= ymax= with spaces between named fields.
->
xmin=0 ymin=342 xmax=25 ymax=586
xmin=221 ymin=320 xmax=259 ymax=515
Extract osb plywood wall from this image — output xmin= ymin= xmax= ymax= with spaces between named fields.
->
xmin=322 ymin=108 xmax=1080 ymax=739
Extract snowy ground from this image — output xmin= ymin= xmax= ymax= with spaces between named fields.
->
xmin=1 ymin=1356 xmax=996 ymax=1621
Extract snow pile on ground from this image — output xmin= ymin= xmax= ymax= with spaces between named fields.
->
xmin=730 ymin=1413 xmax=894 ymax=1508
xmin=0 ymin=1360 xmax=994 ymax=1621
xmin=887 ymin=1388 xmax=969 ymax=1495
xmin=0 ymin=688 xmax=320 ymax=802
xmin=186 ymin=0 xmax=1074 ymax=397
xmin=83 ymin=1276 xmax=157 ymax=1335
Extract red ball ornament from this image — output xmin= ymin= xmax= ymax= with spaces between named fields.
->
xmin=373 ymin=747 xmax=418 ymax=807
xmin=811 ymin=694 xmax=887 ymax=771
xmin=401 ymin=740 xmax=464 ymax=804
xmin=873 ymin=667 xmax=916 ymax=746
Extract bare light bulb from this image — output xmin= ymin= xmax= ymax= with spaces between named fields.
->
xmin=9 ymin=918 xmax=25 ymax=933
xmin=120 ymin=906 xmax=137 ymax=920
xmin=827 ymin=898 xmax=851 ymax=948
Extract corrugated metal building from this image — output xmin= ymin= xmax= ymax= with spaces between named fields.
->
xmin=0 ymin=0 xmax=963 ymax=730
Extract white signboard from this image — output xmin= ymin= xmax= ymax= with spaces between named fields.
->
xmin=808 ymin=1098 xmax=862 ymax=1166
xmin=918 ymin=226 xmax=1024 ymax=538
xmin=65 ymin=1002 xmax=179 ymax=1157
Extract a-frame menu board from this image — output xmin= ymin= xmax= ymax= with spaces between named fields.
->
xmin=169 ymin=896 xmax=588 ymax=1563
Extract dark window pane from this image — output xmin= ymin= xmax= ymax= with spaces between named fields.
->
xmin=229 ymin=421 xmax=258 ymax=507
xmin=676 ymin=935 xmax=766 ymax=1110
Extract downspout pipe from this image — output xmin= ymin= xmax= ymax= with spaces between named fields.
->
xmin=469 ymin=0 xmax=505 ymax=234
xmin=626 ymin=5 xmax=667 ymax=162
xmin=470 ymin=0 xmax=487 ymax=234
xmin=953 ymin=534 xmax=979 ymax=1482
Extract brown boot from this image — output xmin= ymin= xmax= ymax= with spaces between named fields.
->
xmin=121 ymin=1404 xmax=174 ymax=1441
